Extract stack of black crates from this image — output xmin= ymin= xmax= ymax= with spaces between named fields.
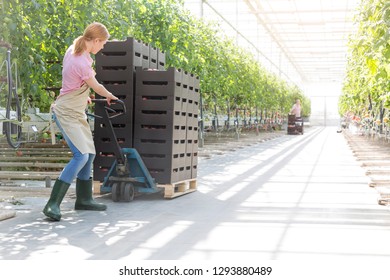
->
xmin=287 ymin=114 xmax=303 ymax=135
xmin=93 ymin=37 xmax=199 ymax=185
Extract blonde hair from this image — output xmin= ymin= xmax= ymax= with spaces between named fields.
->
xmin=73 ymin=22 xmax=110 ymax=55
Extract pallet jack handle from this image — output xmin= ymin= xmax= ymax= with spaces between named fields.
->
xmin=90 ymin=99 xmax=127 ymax=166
xmin=90 ymin=99 xmax=126 ymax=119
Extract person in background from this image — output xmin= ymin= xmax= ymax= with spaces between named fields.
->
xmin=43 ymin=22 xmax=118 ymax=221
xmin=290 ymin=99 xmax=301 ymax=118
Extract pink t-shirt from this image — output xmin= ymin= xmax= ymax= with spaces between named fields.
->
xmin=59 ymin=45 xmax=95 ymax=95
xmin=291 ymin=104 xmax=301 ymax=117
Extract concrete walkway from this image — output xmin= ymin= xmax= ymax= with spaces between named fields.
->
xmin=1 ymin=126 xmax=390 ymax=261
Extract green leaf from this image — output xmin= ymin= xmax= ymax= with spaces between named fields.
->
xmin=139 ymin=4 xmax=147 ymax=14
xmin=367 ymin=57 xmax=378 ymax=75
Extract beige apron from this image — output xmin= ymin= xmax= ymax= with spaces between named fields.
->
xmin=51 ymin=84 xmax=95 ymax=154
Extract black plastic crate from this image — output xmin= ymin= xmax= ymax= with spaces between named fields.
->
xmin=193 ymin=139 xmax=199 ymax=153
xmin=135 ymin=95 xmax=182 ymax=111
xmin=136 ymin=67 xmax=182 ymax=83
xmin=157 ymin=50 xmax=166 ymax=70
xmin=94 ymin=123 xmax=132 ymax=139
xmin=180 ymin=97 xmax=188 ymax=112
xmin=94 ymin=122 xmax=132 ymax=137
xmin=186 ymin=112 xmax=198 ymax=127
xmin=184 ymin=99 xmax=199 ymax=114
xmin=194 ymin=75 xmax=200 ymax=89
xmin=102 ymin=81 xmax=134 ymax=94
xmin=94 ymin=152 xmax=118 ymax=165
xmin=184 ymin=139 xmax=198 ymax=158
xmin=149 ymin=46 xmax=158 ymax=69
xmin=181 ymin=84 xmax=189 ymax=100
xmin=192 ymin=87 xmax=200 ymax=103
xmin=181 ymin=71 xmax=189 ymax=86
xmin=93 ymin=98 xmax=132 ymax=116
xmin=95 ymin=113 xmax=132 ymax=129
xmin=141 ymin=42 xmax=150 ymax=68
xmin=95 ymin=37 xmax=142 ymax=67
xmin=94 ymin=122 xmax=133 ymax=148
xmin=96 ymin=67 xmax=135 ymax=84
xmin=140 ymin=152 xmax=185 ymax=183
xmin=96 ymin=71 xmax=135 ymax=100
xmin=182 ymin=165 xmax=192 ymax=181
xmin=187 ymin=85 xmax=200 ymax=102
xmin=187 ymin=72 xmax=195 ymax=87
xmin=136 ymin=82 xmax=182 ymax=99
xmin=185 ymin=140 xmax=198 ymax=156
xmin=94 ymin=140 xmax=132 ymax=157
xmin=93 ymin=159 xmax=114 ymax=181
xmin=134 ymin=138 xmax=186 ymax=155
xmin=94 ymin=136 xmax=130 ymax=150
xmin=134 ymin=110 xmax=186 ymax=127
xmin=149 ymin=57 xmax=157 ymax=69
xmin=93 ymin=132 xmax=132 ymax=181
xmin=134 ymin=122 xmax=187 ymax=140
xmin=185 ymin=126 xmax=198 ymax=141
xmin=141 ymin=42 xmax=150 ymax=56
xmin=93 ymin=152 xmax=118 ymax=182
xmin=149 ymin=45 xmax=157 ymax=60
xmin=185 ymin=152 xmax=192 ymax=167
xmin=189 ymin=151 xmax=198 ymax=180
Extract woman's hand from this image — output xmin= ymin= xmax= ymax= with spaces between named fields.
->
xmin=85 ymin=76 xmax=118 ymax=105
xmin=106 ymin=93 xmax=118 ymax=105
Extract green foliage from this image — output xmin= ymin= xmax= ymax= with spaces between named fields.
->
xmin=340 ymin=0 xmax=390 ymax=119
xmin=1 ymin=0 xmax=308 ymax=118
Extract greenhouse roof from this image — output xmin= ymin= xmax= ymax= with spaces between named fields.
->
xmin=184 ymin=0 xmax=360 ymax=88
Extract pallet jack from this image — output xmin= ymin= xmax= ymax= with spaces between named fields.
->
xmin=91 ymin=99 xmax=161 ymax=202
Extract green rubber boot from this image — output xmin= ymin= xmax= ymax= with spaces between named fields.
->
xmin=43 ymin=179 xmax=70 ymax=221
xmin=75 ymin=178 xmax=107 ymax=211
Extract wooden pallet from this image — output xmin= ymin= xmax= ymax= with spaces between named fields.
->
xmin=158 ymin=179 xmax=197 ymax=199
xmin=93 ymin=180 xmax=102 ymax=194
xmin=93 ymin=179 xmax=197 ymax=199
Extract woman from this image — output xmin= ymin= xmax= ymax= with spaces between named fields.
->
xmin=43 ymin=22 xmax=118 ymax=221
xmin=290 ymin=99 xmax=301 ymax=118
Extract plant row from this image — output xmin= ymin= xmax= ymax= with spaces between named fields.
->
xmin=0 ymin=0 xmax=310 ymax=119
xmin=339 ymin=0 xmax=390 ymax=133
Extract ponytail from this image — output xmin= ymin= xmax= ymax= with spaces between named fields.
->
xmin=71 ymin=22 xmax=110 ymax=56
xmin=73 ymin=36 xmax=86 ymax=55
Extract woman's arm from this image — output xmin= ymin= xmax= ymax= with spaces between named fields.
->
xmin=85 ymin=75 xmax=118 ymax=104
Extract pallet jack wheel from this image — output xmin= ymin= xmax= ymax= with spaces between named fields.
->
xmin=122 ymin=183 xmax=135 ymax=202
xmin=112 ymin=182 xmax=135 ymax=202
xmin=111 ymin=182 xmax=121 ymax=202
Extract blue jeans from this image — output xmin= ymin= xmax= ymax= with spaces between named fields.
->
xmin=53 ymin=113 xmax=95 ymax=184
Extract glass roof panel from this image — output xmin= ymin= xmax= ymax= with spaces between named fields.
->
xmin=184 ymin=0 xmax=360 ymax=89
